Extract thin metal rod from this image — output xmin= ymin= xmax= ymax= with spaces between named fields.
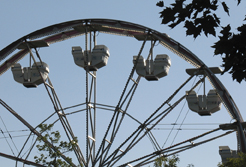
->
xmin=0 ymin=99 xmax=77 ymax=167
xmin=118 ymin=128 xmax=226 ymax=167
xmin=85 ymin=25 xmax=89 ymax=166
xmin=134 ymin=130 xmax=235 ymax=167
xmin=94 ymin=31 xmax=96 ymax=47
xmin=16 ymin=131 xmax=33 ymax=161
xmin=104 ymin=95 xmax=187 ymax=166
xmin=94 ymin=34 xmax=149 ymax=166
xmin=0 ymin=152 xmax=45 ymax=167
xmin=103 ymin=77 xmax=141 ymax=165
xmin=103 ymin=77 xmax=204 ymax=166
xmin=88 ymin=77 xmax=95 ymax=103
xmin=147 ymin=131 xmax=161 ymax=151
xmin=47 ymin=77 xmax=86 ymax=165
xmin=60 ymin=102 xmax=87 ymax=111
xmin=204 ymin=77 xmax=205 ymax=96
xmin=84 ymin=25 xmax=97 ymax=166
xmin=93 ymin=71 xmax=97 ymax=161
xmin=99 ymin=77 xmax=141 ymax=165
xmin=26 ymin=41 xmax=86 ymax=166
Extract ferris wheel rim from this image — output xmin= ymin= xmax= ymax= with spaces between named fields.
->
xmin=0 ymin=18 xmax=243 ymax=121
xmin=0 ymin=18 xmax=245 ymax=165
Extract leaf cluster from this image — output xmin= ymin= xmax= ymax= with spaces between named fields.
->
xmin=157 ymin=0 xmax=227 ymax=38
xmin=154 ymin=154 xmax=180 ymax=167
xmin=212 ymin=24 xmax=246 ymax=82
xmin=217 ymin=152 xmax=246 ymax=167
xmin=34 ymin=124 xmax=79 ymax=167
xmin=157 ymin=0 xmax=246 ymax=83
xmin=153 ymin=154 xmax=194 ymax=167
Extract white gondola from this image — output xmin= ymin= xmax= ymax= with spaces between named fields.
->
xmin=72 ymin=46 xmax=85 ymax=68
xmin=72 ymin=45 xmax=110 ymax=71
xmin=186 ymin=90 xmax=222 ymax=116
xmin=11 ymin=62 xmax=49 ymax=88
xmin=154 ymin=54 xmax=171 ymax=78
xmin=133 ymin=56 xmax=146 ymax=77
xmin=133 ymin=54 xmax=171 ymax=81
xmin=90 ymin=45 xmax=110 ymax=70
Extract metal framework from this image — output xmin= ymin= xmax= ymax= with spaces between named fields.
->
xmin=0 ymin=19 xmax=245 ymax=167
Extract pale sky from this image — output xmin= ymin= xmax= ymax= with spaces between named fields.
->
xmin=0 ymin=1 xmax=246 ymax=167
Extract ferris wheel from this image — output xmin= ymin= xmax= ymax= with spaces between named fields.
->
xmin=0 ymin=19 xmax=245 ymax=167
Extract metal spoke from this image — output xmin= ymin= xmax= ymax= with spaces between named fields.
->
xmin=94 ymin=34 xmax=149 ymax=166
xmin=25 ymin=42 xmax=86 ymax=166
xmin=102 ymin=76 xmax=204 ymax=166
xmin=0 ymin=152 xmax=46 ymax=167
xmin=0 ymin=99 xmax=78 ymax=167
xmin=1 ymin=19 xmax=245 ymax=167
xmin=118 ymin=129 xmax=234 ymax=167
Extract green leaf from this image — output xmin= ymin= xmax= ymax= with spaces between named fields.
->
xmin=221 ymin=2 xmax=230 ymax=16
xmin=220 ymin=24 xmax=232 ymax=39
xmin=184 ymin=20 xmax=202 ymax=38
xmin=213 ymin=14 xmax=220 ymax=24
xmin=156 ymin=1 xmax=164 ymax=7
xmin=237 ymin=24 xmax=246 ymax=33
xmin=211 ymin=0 xmax=218 ymax=10
xmin=169 ymin=21 xmax=180 ymax=29
xmin=160 ymin=7 xmax=177 ymax=24
xmin=237 ymin=0 xmax=241 ymax=5
xmin=34 ymin=123 xmax=80 ymax=167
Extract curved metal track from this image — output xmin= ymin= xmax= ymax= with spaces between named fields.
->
xmin=0 ymin=19 xmax=245 ymax=166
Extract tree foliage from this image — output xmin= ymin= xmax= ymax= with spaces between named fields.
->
xmin=153 ymin=154 xmax=194 ymax=167
xmin=157 ymin=0 xmax=246 ymax=83
xmin=154 ymin=155 xmax=180 ymax=167
xmin=34 ymin=124 xmax=79 ymax=167
xmin=217 ymin=152 xmax=246 ymax=167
